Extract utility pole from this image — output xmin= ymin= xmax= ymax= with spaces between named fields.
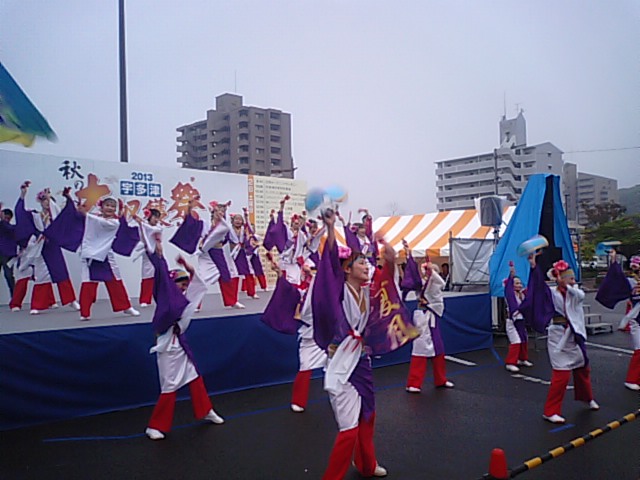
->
xmin=118 ymin=0 xmax=129 ymax=163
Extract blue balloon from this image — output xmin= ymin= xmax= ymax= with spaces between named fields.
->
xmin=305 ymin=188 xmax=325 ymax=212
xmin=325 ymin=185 xmax=348 ymax=203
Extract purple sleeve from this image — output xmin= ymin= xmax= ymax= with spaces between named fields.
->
xmin=14 ymin=198 xmax=38 ymax=246
xmin=169 ymin=214 xmax=204 ymax=254
xmin=148 ymin=253 xmax=189 ymax=335
xmin=518 ymin=264 xmax=554 ymax=333
xmin=112 ymin=217 xmax=141 ymax=256
xmin=0 ymin=221 xmax=17 ymax=257
xmin=504 ymin=275 xmax=520 ymax=318
xmin=596 ymin=261 xmax=632 ymax=309
xmin=44 ymin=199 xmax=86 ymax=252
xmin=400 ymin=255 xmax=422 ymax=291
xmin=312 ymin=240 xmax=349 ymax=350
xmin=260 ymin=277 xmax=302 ymax=335
xmin=263 ymin=211 xmax=287 ymax=252
xmin=343 ymin=224 xmax=361 ymax=254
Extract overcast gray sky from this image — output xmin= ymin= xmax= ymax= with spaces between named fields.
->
xmin=1 ymin=0 xmax=638 ymax=216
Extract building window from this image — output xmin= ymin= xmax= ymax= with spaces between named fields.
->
xmin=238 ymin=145 xmax=249 ymax=153
xmin=238 ymin=133 xmax=249 ymax=141
xmin=270 ymin=135 xmax=280 ymax=143
xmin=269 ymin=112 xmax=280 ymax=120
xmin=270 ymin=124 xmax=280 ymax=131
xmin=256 ymin=125 xmax=265 ymax=132
xmin=270 ymin=146 xmax=281 ymax=154
xmin=211 ymin=142 xmax=217 ymax=147
xmin=255 ymin=112 xmax=264 ymax=119
xmin=256 ymin=136 xmax=265 ymax=144
xmin=239 ymin=157 xmax=249 ymax=164
xmin=210 ymin=129 xmax=217 ymax=136
xmin=271 ymin=158 xmax=281 ymax=166
xmin=238 ymin=121 xmax=249 ymax=129
xmin=239 ymin=109 xmax=249 ymax=117
xmin=256 ymin=147 xmax=265 ymax=155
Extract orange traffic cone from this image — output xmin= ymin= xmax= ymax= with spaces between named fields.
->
xmin=488 ymin=448 xmax=509 ymax=479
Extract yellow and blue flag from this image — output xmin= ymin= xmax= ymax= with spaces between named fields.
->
xmin=0 ymin=62 xmax=56 ymax=147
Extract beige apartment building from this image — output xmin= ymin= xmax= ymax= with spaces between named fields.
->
xmin=177 ymin=93 xmax=294 ymax=178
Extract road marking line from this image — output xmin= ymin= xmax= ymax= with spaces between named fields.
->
xmin=585 ymin=342 xmax=633 ymax=355
xmin=445 ymin=355 xmax=477 ymax=366
xmin=510 ymin=373 xmax=573 ymax=389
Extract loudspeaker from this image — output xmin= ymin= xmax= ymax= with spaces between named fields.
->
xmin=479 ymin=196 xmax=503 ymax=227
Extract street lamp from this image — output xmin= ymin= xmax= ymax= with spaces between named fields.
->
xmin=119 ymin=0 xmax=128 ymax=163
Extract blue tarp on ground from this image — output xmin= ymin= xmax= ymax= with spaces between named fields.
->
xmin=489 ymin=174 xmax=578 ymax=297
xmin=0 ymin=293 xmax=491 ymax=430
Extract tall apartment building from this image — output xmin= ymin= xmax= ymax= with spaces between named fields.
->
xmin=576 ymin=171 xmax=619 ymax=225
xmin=177 ymin=93 xmax=294 ymax=178
xmin=562 ymin=162 xmax=579 ymax=223
xmin=435 ymin=112 xmax=564 ymax=211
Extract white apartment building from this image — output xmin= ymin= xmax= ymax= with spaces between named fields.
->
xmin=435 ymin=112 xmax=564 ymax=211
xmin=576 ymin=171 xmax=619 ymax=225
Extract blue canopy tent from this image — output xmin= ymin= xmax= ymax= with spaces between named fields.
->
xmin=489 ymin=174 xmax=579 ymax=296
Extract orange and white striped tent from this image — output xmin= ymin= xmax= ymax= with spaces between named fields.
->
xmin=365 ymin=207 xmax=516 ymax=258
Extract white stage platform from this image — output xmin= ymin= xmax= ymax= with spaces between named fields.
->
xmin=0 ymin=291 xmax=273 ymax=335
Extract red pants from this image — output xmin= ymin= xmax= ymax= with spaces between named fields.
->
xmin=139 ymin=277 xmax=154 ymax=305
xmin=241 ymin=275 xmax=257 ymax=297
xmin=10 ymin=278 xmax=30 ymax=309
xmin=291 ymin=370 xmax=312 ymax=408
xmin=626 ymin=350 xmax=640 ymax=385
xmin=147 ymin=376 xmax=213 ymax=432
xmin=322 ymin=413 xmax=377 ymax=480
xmin=505 ymin=342 xmax=529 ymax=365
xmin=544 ymin=367 xmax=594 ymax=417
xmin=220 ymin=277 xmax=239 ymax=306
xmin=256 ymin=274 xmax=267 ymax=290
xmin=30 ymin=279 xmax=77 ymax=310
xmin=406 ymin=354 xmax=447 ymax=388
xmin=79 ymin=280 xmax=132 ymax=317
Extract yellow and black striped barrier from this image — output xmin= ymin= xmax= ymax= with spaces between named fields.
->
xmin=480 ymin=408 xmax=640 ymax=479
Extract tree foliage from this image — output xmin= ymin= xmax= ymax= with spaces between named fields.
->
xmin=580 ymin=201 xmax=626 ymax=228
xmin=582 ymin=214 xmax=640 ymax=260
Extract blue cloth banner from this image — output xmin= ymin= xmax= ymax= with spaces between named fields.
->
xmin=0 ymin=293 xmax=491 ymax=430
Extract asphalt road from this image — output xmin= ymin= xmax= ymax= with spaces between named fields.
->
xmin=1 ymin=293 xmax=638 ymax=480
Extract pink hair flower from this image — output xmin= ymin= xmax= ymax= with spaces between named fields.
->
xmin=552 ymin=260 xmax=570 ymax=272
xmin=338 ymin=246 xmax=352 ymax=260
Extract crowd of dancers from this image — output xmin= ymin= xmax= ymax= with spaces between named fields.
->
xmin=2 ymin=185 xmax=639 ymax=479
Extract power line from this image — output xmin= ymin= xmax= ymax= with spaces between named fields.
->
xmin=564 ymin=146 xmax=640 ymax=154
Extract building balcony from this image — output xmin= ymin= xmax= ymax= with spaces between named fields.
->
xmin=437 ymin=184 xmax=505 ymax=198
xmin=435 ymin=156 xmax=521 ymax=176
xmin=436 ymin=199 xmax=475 ymax=211
xmin=177 ymin=144 xmax=194 ymax=155
xmin=436 ymin=170 xmax=521 ymax=188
